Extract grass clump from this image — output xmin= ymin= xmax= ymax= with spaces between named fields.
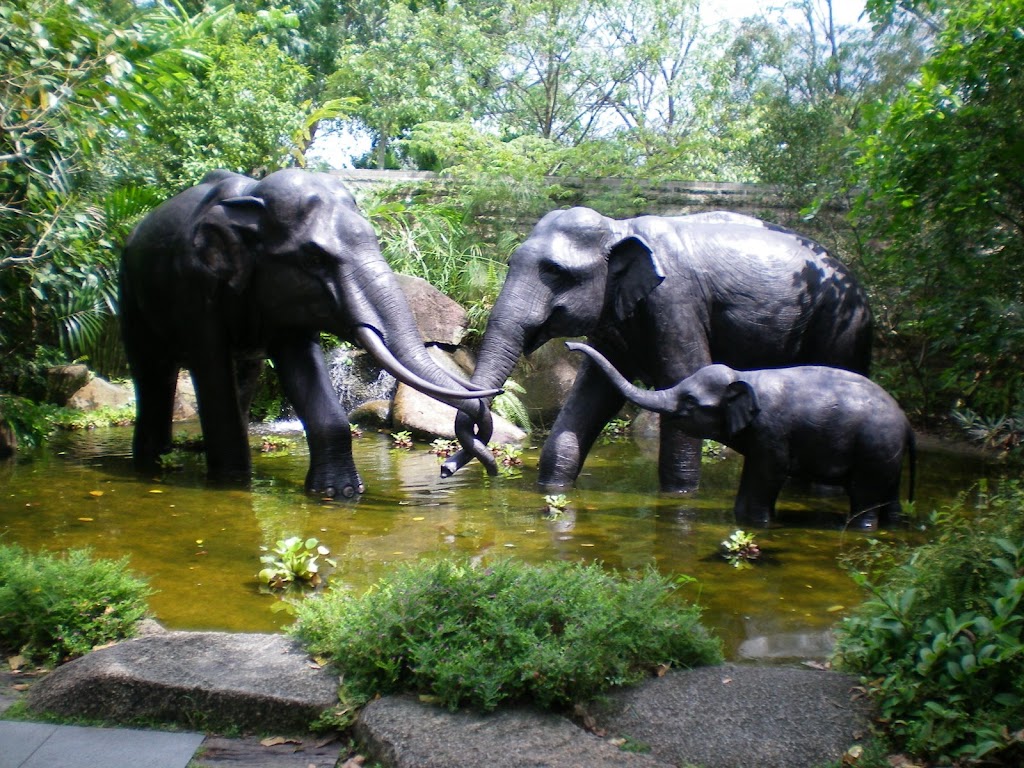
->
xmin=832 ymin=481 xmax=1024 ymax=765
xmin=291 ymin=557 xmax=721 ymax=713
xmin=0 ymin=544 xmax=151 ymax=666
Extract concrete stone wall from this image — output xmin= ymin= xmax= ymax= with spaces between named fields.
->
xmin=329 ymin=169 xmax=785 ymax=217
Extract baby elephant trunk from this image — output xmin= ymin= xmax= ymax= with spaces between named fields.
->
xmin=565 ymin=342 xmax=677 ymax=414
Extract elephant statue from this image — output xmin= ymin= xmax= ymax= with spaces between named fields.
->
xmin=568 ymin=342 xmax=916 ymax=530
xmin=120 ymin=169 xmax=498 ymax=497
xmin=443 ymin=207 xmax=873 ymax=492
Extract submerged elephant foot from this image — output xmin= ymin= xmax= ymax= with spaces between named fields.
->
xmin=307 ymin=472 xmax=365 ymax=499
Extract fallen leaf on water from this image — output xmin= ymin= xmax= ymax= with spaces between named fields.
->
xmin=88 ymin=490 xmax=104 ymax=498
xmin=78 ymin=517 xmax=94 ymax=522
xmin=260 ymin=736 xmax=301 ymax=747
xmin=149 ymin=489 xmax=163 ymax=494
xmin=827 ymin=604 xmax=845 ymax=612
xmin=412 ymin=516 xmax=425 ymax=521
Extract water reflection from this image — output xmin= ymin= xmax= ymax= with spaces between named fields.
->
xmin=0 ymin=425 xmax=998 ymax=661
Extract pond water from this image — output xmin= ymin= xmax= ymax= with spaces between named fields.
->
xmin=0 ymin=424 xmax=998 ymax=661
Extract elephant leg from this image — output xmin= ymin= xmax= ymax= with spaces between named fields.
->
xmin=190 ymin=352 xmax=252 ymax=483
xmin=234 ymin=358 xmax=264 ymax=423
xmin=538 ymin=358 xmax=626 ymax=488
xmin=733 ymin=457 xmax=785 ymax=527
xmin=271 ymin=336 xmax=363 ymax=498
xmin=658 ymin=417 xmax=704 ymax=493
xmin=128 ymin=353 xmax=178 ymax=472
xmin=848 ymin=470 xmax=903 ymax=531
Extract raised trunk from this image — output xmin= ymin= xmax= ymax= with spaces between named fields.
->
xmin=565 ymin=342 xmax=676 ymax=414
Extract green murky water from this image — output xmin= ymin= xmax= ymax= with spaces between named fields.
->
xmin=0 ymin=425 xmax=997 ymax=660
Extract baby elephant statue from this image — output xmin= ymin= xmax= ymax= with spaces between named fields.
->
xmin=567 ymin=342 xmax=916 ymax=530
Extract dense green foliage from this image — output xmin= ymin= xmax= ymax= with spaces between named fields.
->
xmin=0 ymin=545 xmax=151 ymax=666
xmin=833 ymin=482 xmax=1024 ymax=764
xmin=291 ymin=558 xmax=722 ymax=712
xmin=852 ymin=0 xmax=1024 ymax=427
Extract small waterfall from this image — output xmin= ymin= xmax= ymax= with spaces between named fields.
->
xmin=327 ymin=346 xmax=397 ymax=413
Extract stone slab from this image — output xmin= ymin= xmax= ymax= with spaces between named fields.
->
xmin=356 ymin=694 xmax=673 ymax=768
xmin=24 ymin=631 xmax=338 ymax=734
xmin=0 ymin=721 xmax=204 ymax=768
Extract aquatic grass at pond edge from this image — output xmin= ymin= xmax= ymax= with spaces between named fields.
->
xmin=291 ymin=557 xmax=722 ymax=715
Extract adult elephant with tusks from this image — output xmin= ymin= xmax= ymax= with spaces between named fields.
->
xmin=120 ymin=169 xmax=499 ymax=497
xmin=443 ymin=208 xmax=873 ymax=492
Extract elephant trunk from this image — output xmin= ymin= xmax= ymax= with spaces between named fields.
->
xmin=346 ymin=256 xmax=499 ymax=408
xmin=565 ymin=342 xmax=677 ymax=415
xmin=441 ymin=314 xmax=529 ymax=478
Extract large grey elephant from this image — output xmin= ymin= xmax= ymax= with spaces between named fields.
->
xmin=120 ymin=169 xmax=497 ymax=497
xmin=444 ymin=208 xmax=873 ymax=492
xmin=569 ymin=342 xmax=915 ymax=529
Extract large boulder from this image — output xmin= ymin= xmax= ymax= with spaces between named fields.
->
xmin=66 ymin=376 xmax=134 ymax=411
xmin=395 ymin=273 xmax=469 ymax=347
xmin=26 ymin=631 xmax=338 ymax=733
xmin=391 ymin=347 xmax=527 ymax=444
xmin=173 ymin=370 xmax=198 ymax=421
xmin=356 ymin=695 xmax=671 ymax=768
xmin=513 ymin=340 xmax=581 ymax=423
xmin=46 ymin=364 xmax=92 ymax=405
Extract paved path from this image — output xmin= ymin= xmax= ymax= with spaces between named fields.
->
xmin=0 ymin=721 xmax=204 ymax=768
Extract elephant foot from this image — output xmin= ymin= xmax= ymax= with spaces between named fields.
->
xmin=317 ymin=482 xmax=365 ymax=499
xmin=659 ymin=480 xmax=700 ymax=495
xmin=734 ymin=505 xmax=775 ymax=529
xmin=307 ymin=471 xmax=365 ymax=499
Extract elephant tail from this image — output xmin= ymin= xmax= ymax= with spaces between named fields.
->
xmin=906 ymin=426 xmax=917 ymax=505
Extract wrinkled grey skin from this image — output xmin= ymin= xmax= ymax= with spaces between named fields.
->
xmin=120 ymin=169 xmax=497 ymax=497
xmin=444 ymin=208 xmax=873 ymax=492
xmin=570 ymin=342 xmax=915 ymax=530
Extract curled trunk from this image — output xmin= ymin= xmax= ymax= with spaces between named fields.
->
xmin=442 ymin=316 xmax=528 ymax=477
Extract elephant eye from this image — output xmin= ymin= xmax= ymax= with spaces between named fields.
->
xmin=678 ymin=395 xmax=698 ymax=414
xmin=539 ymin=259 xmax=578 ymax=285
xmin=300 ymin=242 xmax=331 ymax=269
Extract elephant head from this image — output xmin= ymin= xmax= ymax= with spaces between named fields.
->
xmin=566 ymin=342 xmax=760 ymax=441
xmin=189 ymin=168 xmax=499 ymax=407
xmin=443 ymin=207 xmax=666 ymax=476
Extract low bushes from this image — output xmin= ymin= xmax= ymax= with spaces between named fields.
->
xmin=0 ymin=545 xmax=151 ymax=666
xmin=291 ymin=557 xmax=722 ymax=712
xmin=832 ymin=482 xmax=1024 ymax=765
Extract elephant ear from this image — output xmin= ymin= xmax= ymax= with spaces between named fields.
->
xmin=191 ymin=196 xmax=265 ymax=291
xmin=724 ymin=380 xmax=760 ymax=437
xmin=606 ymin=235 xmax=666 ymax=323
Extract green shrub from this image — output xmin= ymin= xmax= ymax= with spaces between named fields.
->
xmin=291 ymin=558 xmax=721 ymax=712
xmin=832 ymin=482 xmax=1024 ymax=764
xmin=0 ymin=545 xmax=152 ymax=666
